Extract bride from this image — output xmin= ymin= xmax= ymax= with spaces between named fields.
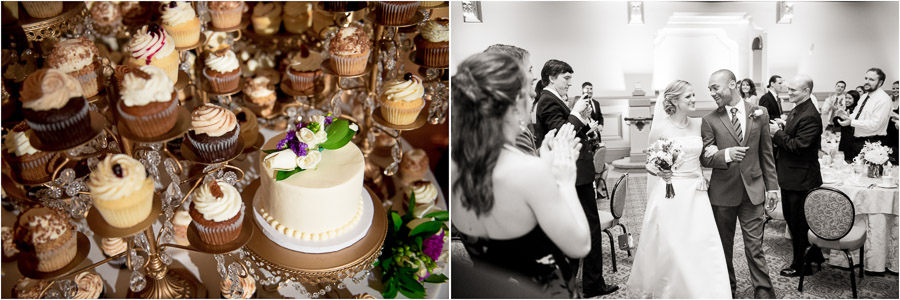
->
xmin=626 ymin=80 xmax=732 ymax=298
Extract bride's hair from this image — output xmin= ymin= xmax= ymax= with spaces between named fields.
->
xmin=452 ymin=52 xmax=527 ymax=217
xmin=662 ymin=80 xmax=691 ymax=115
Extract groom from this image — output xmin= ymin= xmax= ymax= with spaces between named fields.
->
xmin=700 ymin=69 xmax=780 ymax=298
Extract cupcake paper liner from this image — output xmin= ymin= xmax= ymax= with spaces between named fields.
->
xmin=330 ymin=51 xmax=370 ymax=76
xmin=75 ymin=70 xmax=100 ymax=99
xmin=210 ymin=5 xmax=244 ymax=28
xmin=188 ymin=125 xmax=241 ymax=162
xmin=6 ymin=151 xmax=54 ymax=182
xmin=22 ymin=2 xmax=63 ymax=19
xmin=117 ymin=97 xmax=179 ymax=138
xmin=94 ymin=182 xmax=154 ymax=228
xmin=421 ymin=47 xmax=449 ymax=67
xmin=165 ymin=18 xmax=202 ymax=48
xmin=203 ymin=68 xmax=242 ymax=93
xmin=26 ymin=101 xmax=92 ymax=148
xmin=252 ymin=15 xmax=282 ymax=35
xmin=127 ymin=52 xmax=180 ymax=84
xmin=380 ymin=100 xmax=425 ymax=125
xmin=35 ymin=233 xmax=76 ymax=272
xmin=376 ymin=1 xmax=420 ymax=25
xmin=193 ymin=205 xmax=245 ymax=245
xmin=286 ymin=70 xmax=320 ymax=92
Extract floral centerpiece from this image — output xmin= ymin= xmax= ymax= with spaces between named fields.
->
xmin=262 ymin=113 xmax=358 ymax=180
xmin=856 ymin=140 xmax=892 ymax=178
xmin=376 ymin=192 xmax=449 ymax=298
xmin=646 ymin=139 xmax=683 ymax=198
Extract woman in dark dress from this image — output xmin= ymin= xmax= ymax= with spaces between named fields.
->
xmin=837 ymin=90 xmax=860 ymax=162
xmin=451 ymin=52 xmax=590 ymax=298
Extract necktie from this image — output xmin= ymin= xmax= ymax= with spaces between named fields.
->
xmin=731 ymin=107 xmax=743 ymax=143
xmin=854 ymin=94 xmax=870 ymax=120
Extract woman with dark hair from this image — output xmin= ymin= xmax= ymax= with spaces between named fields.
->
xmin=837 ymin=90 xmax=861 ymax=162
xmin=856 ymin=85 xmax=865 ymax=95
xmin=740 ymin=78 xmax=759 ymax=105
xmin=451 ymin=52 xmax=590 ymax=298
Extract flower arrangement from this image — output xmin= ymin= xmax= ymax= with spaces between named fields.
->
xmin=377 ymin=192 xmax=449 ymax=298
xmin=262 ymin=113 xmax=358 ymax=181
xmin=646 ymin=138 xmax=683 ymax=198
xmin=856 ymin=141 xmax=892 ymax=178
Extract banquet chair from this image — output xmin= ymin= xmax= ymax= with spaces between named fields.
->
xmin=593 ymin=144 xmax=608 ymax=199
xmin=799 ymin=187 xmax=866 ymax=299
xmin=598 ymin=173 xmax=630 ymax=272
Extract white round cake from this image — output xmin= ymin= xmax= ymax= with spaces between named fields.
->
xmin=257 ymin=133 xmax=365 ymax=241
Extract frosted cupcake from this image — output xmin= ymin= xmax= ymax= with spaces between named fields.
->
xmin=398 ymin=148 xmax=429 ymax=187
xmin=12 ymin=278 xmax=51 ymax=299
xmin=87 ymin=154 xmax=155 ymax=228
xmin=3 ymin=123 xmax=57 ymax=182
xmin=235 ymin=107 xmax=259 ymax=148
xmin=242 ymin=76 xmax=277 ymax=116
xmin=126 ymin=24 xmax=180 ymax=83
xmin=209 ymin=1 xmax=245 ymax=29
xmin=22 ymin=1 xmax=63 ymax=18
xmin=373 ymin=1 xmax=421 ymax=25
xmin=328 ymin=25 xmax=371 ymax=76
xmin=116 ymin=65 xmax=179 ymax=138
xmin=45 ymin=37 xmax=102 ymax=98
xmin=187 ymin=104 xmax=241 ymax=163
xmin=90 ymin=2 xmax=122 ymax=36
xmin=220 ymin=273 xmax=257 ymax=299
xmin=160 ymin=1 xmax=202 ymax=48
xmin=20 ymin=69 xmax=93 ymax=149
xmin=414 ymin=19 xmax=449 ymax=67
xmin=100 ymin=237 xmax=128 ymax=268
xmin=14 ymin=207 xmax=77 ymax=272
xmin=189 ymin=180 xmax=245 ymax=245
xmin=204 ymin=49 xmax=242 ymax=93
xmin=404 ymin=180 xmax=440 ymax=218
xmin=380 ymin=73 xmax=425 ymax=125
xmin=173 ymin=209 xmax=192 ymax=246
xmin=73 ymin=271 xmax=105 ymax=299
xmin=251 ymin=2 xmax=282 ymax=35
xmin=283 ymin=2 xmax=311 ymax=34
xmin=120 ymin=1 xmax=150 ymax=28
xmin=285 ymin=46 xmax=323 ymax=93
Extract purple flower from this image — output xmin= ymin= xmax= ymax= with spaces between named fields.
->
xmin=276 ymin=130 xmax=296 ymax=150
xmin=324 ymin=116 xmax=334 ymax=126
xmin=287 ymin=140 xmax=308 ymax=157
xmin=422 ymin=230 xmax=444 ymax=261
xmin=296 ymin=122 xmax=306 ymax=131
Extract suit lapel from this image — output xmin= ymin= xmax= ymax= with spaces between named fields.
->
xmin=717 ymin=107 xmax=741 ymax=144
xmin=742 ymin=101 xmax=754 ymax=146
xmin=544 ymin=90 xmax=570 ymax=115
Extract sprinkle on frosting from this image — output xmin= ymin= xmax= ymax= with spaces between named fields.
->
xmin=418 ymin=19 xmax=449 ymax=43
xmin=128 ymin=24 xmax=176 ymax=65
xmin=18 ymin=208 xmax=71 ymax=247
xmin=328 ymin=25 xmax=371 ymax=56
xmin=160 ymin=1 xmax=197 ymax=27
xmin=121 ymin=65 xmax=175 ymax=107
xmin=88 ymin=154 xmax=148 ymax=202
xmin=191 ymin=104 xmax=238 ymax=137
xmin=20 ymin=69 xmax=84 ymax=111
xmin=90 ymin=1 xmax=120 ymax=24
xmin=382 ymin=74 xmax=424 ymax=102
xmin=46 ymin=37 xmax=99 ymax=74
xmin=206 ymin=49 xmax=241 ymax=73
xmin=193 ymin=180 xmax=242 ymax=222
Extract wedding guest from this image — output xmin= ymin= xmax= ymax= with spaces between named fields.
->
xmin=837 ymin=90 xmax=860 ymax=162
xmin=533 ymin=60 xmax=619 ymax=297
xmin=451 ymin=52 xmax=590 ymax=298
xmin=836 ymin=68 xmax=892 ymax=161
xmin=740 ymin=78 xmax=759 ymax=105
xmin=759 ymin=75 xmax=785 ymax=121
xmin=821 ymin=80 xmax=847 ymax=131
xmin=483 ymin=44 xmax=539 ymax=156
xmin=887 ymin=80 xmax=898 ymax=163
xmin=769 ymin=74 xmax=825 ymax=277
xmin=574 ymin=82 xmax=604 ymax=148
xmin=856 ymin=85 xmax=865 ymax=95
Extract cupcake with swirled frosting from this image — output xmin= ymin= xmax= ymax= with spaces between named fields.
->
xmin=14 ymin=207 xmax=77 ymax=272
xmin=12 ymin=278 xmax=51 ymax=299
xmin=283 ymin=2 xmax=311 ymax=34
xmin=88 ymin=154 xmax=155 ymax=228
xmin=251 ymin=2 xmax=282 ymax=35
xmin=72 ymin=271 xmax=105 ymax=299
xmin=126 ymin=24 xmax=180 ymax=83
xmin=204 ymin=48 xmax=242 ymax=93
xmin=414 ymin=18 xmax=449 ymax=67
xmin=20 ymin=68 xmax=92 ymax=149
xmin=187 ymin=104 xmax=241 ymax=163
xmin=160 ymin=1 xmax=202 ymax=48
xmin=285 ymin=45 xmax=323 ymax=93
xmin=90 ymin=1 xmax=121 ymax=37
xmin=209 ymin=1 xmax=246 ymax=29
xmin=189 ymin=180 xmax=245 ymax=245
xmin=403 ymin=180 xmax=440 ymax=218
xmin=100 ymin=237 xmax=128 ymax=268
xmin=379 ymin=73 xmax=425 ymax=125
xmin=328 ymin=25 xmax=371 ymax=76
xmin=116 ymin=65 xmax=178 ymax=138
xmin=3 ymin=123 xmax=58 ymax=182
xmin=242 ymin=76 xmax=277 ymax=117
xmin=220 ymin=273 xmax=257 ymax=299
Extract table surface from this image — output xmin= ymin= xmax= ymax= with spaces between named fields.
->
xmin=820 ymin=167 xmax=899 ymax=215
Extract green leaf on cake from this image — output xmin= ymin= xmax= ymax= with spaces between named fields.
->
xmin=320 ymin=120 xmax=355 ymax=150
xmin=423 ymin=211 xmax=449 ymax=222
xmin=275 ymin=167 xmax=304 ymax=181
xmin=262 ymin=149 xmax=279 ymax=154
xmin=409 ymin=220 xmax=443 ymax=237
xmin=424 ymin=274 xmax=448 ymax=283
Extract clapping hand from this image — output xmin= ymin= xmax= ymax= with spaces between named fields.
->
xmin=587 ymin=119 xmax=602 ymax=136
xmin=768 ymin=121 xmax=780 ymax=137
xmin=550 ymin=128 xmax=579 ymax=186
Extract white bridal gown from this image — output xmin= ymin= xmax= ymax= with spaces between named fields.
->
xmin=626 ymin=135 xmax=732 ymax=299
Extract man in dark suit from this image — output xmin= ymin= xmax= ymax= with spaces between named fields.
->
xmin=758 ymin=75 xmax=785 ymax=121
xmin=573 ymin=82 xmax=605 ymax=151
xmin=533 ymin=60 xmax=618 ymax=297
xmin=769 ymin=74 xmax=825 ymax=277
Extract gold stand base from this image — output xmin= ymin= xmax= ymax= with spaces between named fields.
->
xmin=126 ymin=268 xmax=208 ymax=299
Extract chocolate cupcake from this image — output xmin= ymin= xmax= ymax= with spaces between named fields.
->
xmin=120 ymin=1 xmax=150 ymax=27
xmin=187 ymin=104 xmax=240 ymax=163
xmin=3 ymin=123 xmax=57 ymax=182
xmin=14 ymin=207 xmax=78 ymax=272
xmin=285 ymin=46 xmax=323 ymax=93
xmin=20 ymin=69 xmax=93 ymax=149
xmin=189 ymin=180 xmax=245 ymax=245
xmin=116 ymin=65 xmax=179 ymax=138
xmin=414 ymin=19 xmax=449 ymax=67
xmin=203 ymin=49 xmax=242 ymax=93
xmin=100 ymin=237 xmax=128 ymax=269
xmin=373 ymin=1 xmax=421 ymax=25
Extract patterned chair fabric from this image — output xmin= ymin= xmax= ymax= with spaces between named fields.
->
xmin=610 ymin=174 xmax=628 ymax=219
xmin=804 ymin=187 xmax=855 ymax=241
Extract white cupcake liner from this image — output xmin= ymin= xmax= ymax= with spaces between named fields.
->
xmin=25 ymin=100 xmax=89 ymax=133
xmin=94 ymin=187 xmax=154 ymax=228
xmin=330 ymin=52 xmax=370 ymax=75
xmin=377 ymin=1 xmax=420 ymax=24
xmin=35 ymin=233 xmax=76 ymax=272
xmin=188 ymin=124 xmax=240 ymax=160
xmin=210 ymin=5 xmax=245 ymax=28
xmin=193 ymin=204 xmax=245 ymax=245
xmin=380 ymin=100 xmax=425 ymax=125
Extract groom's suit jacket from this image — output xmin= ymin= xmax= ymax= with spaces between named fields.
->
xmin=534 ymin=90 xmax=594 ymax=186
xmin=772 ymin=99 xmax=823 ymax=191
xmin=700 ymin=101 xmax=780 ymax=207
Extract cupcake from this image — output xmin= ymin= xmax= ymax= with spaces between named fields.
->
xmin=379 ymin=73 xmax=425 ymax=125
xmin=14 ymin=207 xmax=77 ymax=272
xmin=2 ymin=226 xmax=20 ymax=260
xmin=90 ymin=2 xmax=122 ymax=37
xmin=19 ymin=68 xmax=93 ymax=150
xmin=3 ymin=123 xmax=57 ymax=182
xmin=255 ymin=68 xmax=281 ymax=85
xmin=12 ymin=278 xmax=50 ymax=299
xmin=404 ymin=180 xmax=440 ymax=218
xmin=322 ymin=1 xmax=348 ymax=12
xmin=187 ymin=104 xmax=241 ymax=163
xmin=21 ymin=1 xmax=63 ymax=19
xmin=209 ymin=1 xmax=245 ymax=29
xmin=235 ymin=107 xmax=259 ymax=148
xmin=119 ymin=1 xmax=150 ymax=28
xmin=419 ymin=1 xmax=444 ymax=7
xmin=283 ymin=2 xmax=311 ymax=34
xmin=398 ymin=148 xmax=429 ymax=187
xmin=285 ymin=46 xmax=323 ymax=93
xmin=100 ymin=237 xmax=128 ymax=268
xmin=126 ymin=24 xmax=180 ymax=83
xmin=414 ymin=19 xmax=449 ymax=67
xmin=160 ymin=1 xmax=202 ymax=48
xmin=87 ymin=154 xmax=155 ymax=228
xmin=173 ymin=209 xmax=192 ymax=246
xmin=116 ymin=65 xmax=178 ymax=138
xmin=242 ymin=76 xmax=276 ymax=115
xmin=373 ymin=1 xmax=421 ymax=25
xmin=46 ymin=37 xmax=102 ymax=98
xmin=251 ymin=2 xmax=282 ymax=35
xmin=220 ymin=273 xmax=257 ymax=299
xmin=189 ymin=180 xmax=245 ymax=245
xmin=328 ymin=25 xmax=371 ymax=76
xmin=73 ymin=271 xmax=105 ymax=299
xmin=204 ymin=48 xmax=242 ymax=93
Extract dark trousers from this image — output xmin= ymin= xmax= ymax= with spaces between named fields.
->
xmin=782 ymin=189 xmax=824 ymax=269
xmin=572 ymin=182 xmax=607 ymax=292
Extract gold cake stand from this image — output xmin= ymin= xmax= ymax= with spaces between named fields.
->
xmin=18 ymin=2 xmax=88 ymax=43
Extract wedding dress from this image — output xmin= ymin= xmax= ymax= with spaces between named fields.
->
xmin=626 ymin=130 xmax=732 ymax=298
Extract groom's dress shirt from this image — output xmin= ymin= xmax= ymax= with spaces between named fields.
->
xmin=850 ymin=88 xmax=892 ymax=137
xmin=723 ymin=98 xmax=747 ymax=163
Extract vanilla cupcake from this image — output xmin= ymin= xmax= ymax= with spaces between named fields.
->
xmin=72 ymin=271 xmax=105 ymax=299
xmin=286 ymin=46 xmax=323 ymax=93
xmin=14 ymin=207 xmax=77 ymax=272
xmin=251 ymin=2 xmax=282 ymax=35
xmin=160 ymin=1 xmax=202 ymax=48
xmin=188 ymin=104 xmax=241 ymax=162
xmin=328 ymin=25 xmax=371 ymax=76
xmin=90 ymin=2 xmax=122 ymax=36
xmin=209 ymin=1 xmax=245 ymax=29
xmin=126 ymin=24 xmax=180 ymax=83
xmin=404 ymin=180 xmax=440 ymax=218
xmin=380 ymin=73 xmax=425 ymax=125
xmin=220 ymin=274 xmax=257 ymax=299
xmin=189 ymin=180 xmax=245 ymax=245
xmin=242 ymin=76 xmax=277 ymax=116
xmin=46 ymin=37 xmax=103 ymax=98
xmin=173 ymin=209 xmax=192 ymax=246
xmin=88 ymin=154 xmax=155 ymax=228
xmin=283 ymin=2 xmax=311 ymax=34
xmin=3 ymin=123 xmax=57 ymax=182
xmin=204 ymin=48 xmax=242 ymax=93
xmin=116 ymin=65 xmax=179 ymax=138
xmin=100 ymin=237 xmax=127 ymax=268
xmin=22 ymin=1 xmax=63 ymax=18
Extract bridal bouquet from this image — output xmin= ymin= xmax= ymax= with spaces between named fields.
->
xmin=647 ymin=139 xmax=683 ymax=198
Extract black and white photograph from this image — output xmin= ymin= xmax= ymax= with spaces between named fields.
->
xmin=450 ymin=1 xmax=899 ymax=298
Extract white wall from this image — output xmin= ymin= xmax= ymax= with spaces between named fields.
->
xmin=452 ymin=1 xmax=899 ymax=97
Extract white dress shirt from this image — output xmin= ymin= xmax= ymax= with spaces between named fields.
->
xmin=850 ymin=88 xmax=892 ymax=137
xmin=724 ymin=98 xmax=747 ymax=163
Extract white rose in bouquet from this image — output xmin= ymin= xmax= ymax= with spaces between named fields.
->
xmin=296 ymin=150 xmax=322 ymax=169
xmin=297 ymin=127 xmax=318 ymax=148
xmin=264 ymin=149 xmax=298 ymax=172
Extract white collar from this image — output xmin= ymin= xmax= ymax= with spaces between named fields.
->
xmin=543 ymin=86 xmax=565 ymax=101
xmin=726 ymin=98 xmax=746 ymax=112
xmin=769 ymin=89 xmax=779 ymax=98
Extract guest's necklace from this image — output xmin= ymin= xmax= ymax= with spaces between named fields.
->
xmin=670 ymin=116 xmax=689 ymax=129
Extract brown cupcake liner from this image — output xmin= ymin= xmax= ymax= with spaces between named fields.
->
xmin=5 ymin=151 xmax=55 ymax=182
xmin=22 ymin=2 xmax=63 ymax=19
xmin=286 ymin=70 xmax=321 ymax=92
xmin=204 ymin=68 xmax=242 ymax=93
xmin=210 ymin=5 xmax=244 ymax=28
xmin=380 ymin=100 xmax=425 ymax=125
xmin=420 ymin=47 xmax=449 ymax=68
xmin=188 ymin=125 xmax=241 ymax=162
xmin=330 ymin=51 xmax=370 ymax=76
xmin=192 ymin=205 xmax=244 ymax=245
xmin=375 ymin=1 xmax=421 ymax=25
xmin=35 ymin=232 xmax=76 ymax=272
xmin=26 ymin=101 xmax=93 ymax=149
xmin=117 ymin=97 xmax=179 ymax=138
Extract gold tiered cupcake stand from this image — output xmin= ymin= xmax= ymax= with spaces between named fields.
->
xmin=17 ymin=2 xmax=88 ymax=44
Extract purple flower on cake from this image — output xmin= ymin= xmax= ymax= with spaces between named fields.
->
xmin=423 ymin=230 xmax=444 ymax=261
xmin=324 ymin=116 xmax=334 ymax=126
xmin=263 ymin=112 xmax=357 ymax=181
xmin=276 ymin=130 xmax=295 ymax=150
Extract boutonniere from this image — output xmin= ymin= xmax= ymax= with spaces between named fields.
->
xmin=749 ymin=107 xmax=764 ymax=120
xmin=262 ymin=113 xmax=358 ymax=181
